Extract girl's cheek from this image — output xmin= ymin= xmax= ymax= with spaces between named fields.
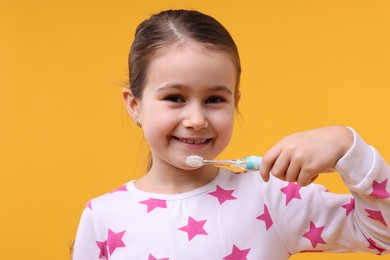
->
xmin=215 ymin=111 xmax=235 ymax=126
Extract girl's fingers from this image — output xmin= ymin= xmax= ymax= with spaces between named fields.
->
xmin=269 ymin=153 xmax=291 ymax=181
xmin=259 ymin=144 xmax=281 ymax=182
xmin=260 ymin=126 xmax=353 ymax=185
xmin=310 ymin=174 xmax=319 ymax=183
xmin=296 ymin=169 xmax=318 ymax=187
xmin=259 ymin=157 xmax=272 ymax=182
xmin=284 ymin=161 xmax=301 ymax=183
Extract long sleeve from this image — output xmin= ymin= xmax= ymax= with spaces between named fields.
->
xmin=334 ymin=128 xmax=390 ymax=253
xmin=263 ymin=128 xmax=390 ymax=255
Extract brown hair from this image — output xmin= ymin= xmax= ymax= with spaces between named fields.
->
xmin=128 ymin=9 xmax=241 ymax=103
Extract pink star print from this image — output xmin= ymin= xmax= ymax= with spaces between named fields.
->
xmin=139 ymin=198 xmax=167 ymax=213
xmin=148 ymin=254 xmax=169 ymax=260
xmin=256 ymin=204 xmax=273 ymax=230
xmin=85 ymin=200 xmax=93 ymax=211
xmin=110 ymin=184 xmax=128 ymax=193
xmin=303 ymin=221 xmax=326 ymax=248
xmin=280 ymin=182 xmax=302 ymax=205
xmin=178 ymin=216 xmax=208 ymax=241
xmin=370 ymin=179 xmax=390 ymax=199
xmin=223 ymin=244 xmax=251 ymax=260
xmin=342 ymin=198 xmax=355 ymax=216
xmin=365 ymin=208 xmax=387 ymax=227
xmin=106 ymin=229 xmax=126 ymax=255
xmin=96 ymin=240 xmax=108 ymax=259
xmin=367 ymin=238 xmax=386 ymax=255
xmin=208 ymin=185 xmax=237 ymax=204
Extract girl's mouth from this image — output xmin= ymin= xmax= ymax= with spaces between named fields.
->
xmin=175 ymin=137 xmax=212 ymax=145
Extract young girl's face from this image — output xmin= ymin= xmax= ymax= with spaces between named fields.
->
xmin=128 ymin=42 xmax=237 ymax=171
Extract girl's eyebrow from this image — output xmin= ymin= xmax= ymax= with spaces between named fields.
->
xmin=157 ymin=84 xmax=233 ymax=95
xmin=156 ymin=84 xmax=184 ymax=92
xmin=211 ymin=86 xmax=233 ymax=95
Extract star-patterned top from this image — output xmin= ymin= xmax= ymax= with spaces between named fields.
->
xmin=73 ymin=129 xmax=390 ymax=259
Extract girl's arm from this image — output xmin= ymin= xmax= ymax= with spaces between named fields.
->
xmin=260 ymin=126 xmax=390 ymax=254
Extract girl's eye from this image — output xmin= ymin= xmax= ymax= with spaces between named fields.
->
xmin=205 ymin=96 xmax=225 ymax=104
xmin=164 ymin=95 xmax=185 ymax=103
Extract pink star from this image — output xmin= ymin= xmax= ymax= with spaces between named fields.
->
xmin=178 ymin=216 xmax=208 ymax=241
xmin=342 ymin=198 xmax=355 ymax=216
xmin=139 ymin=198 xmax=167 ymax=213
xmin=110 ymin=184 xmax=128 ymax=193
xmin=223 ymin=244 xmax=251 ymax=260
xmin=365 ymin=208 xmax=387 ymax=227
xmin=303 ymin=221 xmax=326 ymax=248
xmin=148 ymin=254 xmax=169 ymax=260
xmin=367 ymin=238 xmax=386 ymax=255
xmin=256 ymin=204 xmax=273 ymax=230
xmin=85 ymin=200 xmax=93 ymax=210
xmin=106 ymin=229 xmax=126 ymax=255
xmin=280 ymin=182 xmax=302 ymax=205
xmin=208 ymin=185 xmax=237 ymax=204
xmin=370 ymin=179 xmax=390 ymax=199
xmin=96 ymin=240 xmax=108 ymax=259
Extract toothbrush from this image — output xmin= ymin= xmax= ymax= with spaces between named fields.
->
xmin=185 ymin=155 xmax=262 ymax=170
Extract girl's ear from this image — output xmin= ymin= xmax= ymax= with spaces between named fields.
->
xmin=122 ymin=88 xmax=141 ymax=122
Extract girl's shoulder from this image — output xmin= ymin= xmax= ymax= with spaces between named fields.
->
xmin=84 ymin=181 xmax=135 ymax=214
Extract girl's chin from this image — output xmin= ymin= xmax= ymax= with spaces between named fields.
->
xmin=182 ymin=166 xmax=203 ymax=171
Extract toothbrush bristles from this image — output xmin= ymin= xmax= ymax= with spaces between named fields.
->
xmin=185 ymin=155 xmax=204 ymax=168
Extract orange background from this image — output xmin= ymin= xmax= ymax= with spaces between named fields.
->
xmin=0 ymin=0 xmax=389 ymax=259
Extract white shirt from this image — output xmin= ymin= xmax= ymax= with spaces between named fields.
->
xmin=73 ymin=129 xmax=390 ymax=259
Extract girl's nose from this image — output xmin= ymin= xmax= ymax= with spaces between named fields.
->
xmin=182 ymin=106 xmax=209 ymax=131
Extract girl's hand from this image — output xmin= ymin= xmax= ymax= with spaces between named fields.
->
xmin=259 ymin=126 xmax=354 ymax=186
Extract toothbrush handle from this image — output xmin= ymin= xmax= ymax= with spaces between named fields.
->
xmin=245 ymin=156 xmax=262 ymax=170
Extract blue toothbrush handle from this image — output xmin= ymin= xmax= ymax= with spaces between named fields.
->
xmin=245 ymin=156 xmax=262 ymax=170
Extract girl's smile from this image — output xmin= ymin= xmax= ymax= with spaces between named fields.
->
xmin=174 ymin=137 xmax=212 ymax=145
xmin=172 ymin=136 xmax=213 ymax=150
xmin=123 ymin=41 xmax=237 ymax=188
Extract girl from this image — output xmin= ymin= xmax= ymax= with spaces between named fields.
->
xmin=73 ymin=9 xmax=390 ymax=259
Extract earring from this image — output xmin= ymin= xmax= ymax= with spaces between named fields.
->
xmin=135 ymin=120 xmax=142 ymax=128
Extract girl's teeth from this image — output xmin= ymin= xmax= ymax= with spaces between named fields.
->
xmin=179 ymin=138 xmax=207 ymax=144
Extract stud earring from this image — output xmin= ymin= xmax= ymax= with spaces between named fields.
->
xmin=135 ymin=120 xmax=142 ymax=128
